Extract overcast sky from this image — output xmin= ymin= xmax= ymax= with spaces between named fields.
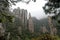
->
xmin=11 ymin=0 xmax=48 ymax=19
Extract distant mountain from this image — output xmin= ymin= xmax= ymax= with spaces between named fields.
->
xmin=32 ymin=17 xmax=53 ymax=33
xmin=32 ymin=17 xmax=40 ymax=32
xmin=32 ymin=17 xmax=49 ymax=32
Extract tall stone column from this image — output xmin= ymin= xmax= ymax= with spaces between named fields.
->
xmin=48 ymin=16 xmax=55 ymax=35
xmin=21 ymin=9 xmax=27 ymax=31
xmin=28 ymin=13 xmax=34 ymax=33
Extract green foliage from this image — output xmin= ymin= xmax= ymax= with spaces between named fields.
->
xmin=4 ymin=17 xmax=20 ymax=39
xmin=0 ymin=13 xmax=13 ymax=23
xmin=0 ymin=0 xmax=14 ymax=23
xmin=43 ymin=0 xmax=60 ymax=15
xmin=31 ymin=34 xmax=60 ymax=40
xmin=48 ymin=0 xmax=60 ymax=3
